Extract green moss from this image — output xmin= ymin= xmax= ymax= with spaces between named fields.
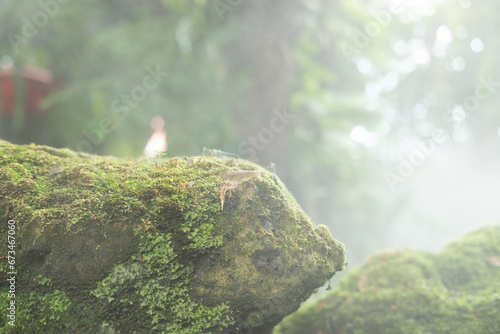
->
xmin=274 ymin=225 xmax=500 ymax=334
xmin=0 ymin=140 xmax=345 ymax=333
xmin=89 ymin=229 xmax=234 ymax=333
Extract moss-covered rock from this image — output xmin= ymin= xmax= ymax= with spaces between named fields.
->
xmin=0 ymin=140 xmax=345 ymax=333
xmin=273 ymin=225 xmax=500 ymax=334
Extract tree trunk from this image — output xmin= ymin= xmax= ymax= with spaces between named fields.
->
xmin=233 ymin=0 xmax=299 ymax=168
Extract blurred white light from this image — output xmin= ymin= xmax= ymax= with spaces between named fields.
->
xmin=348 ymin=150 xmax=361 ymax=160
xmin=424 ymin=93 xmax=438 ymax=107
xmin=432 ymin=43 xmax=448 ymax=58
xmin=452 ymin=128 xmax=467 ymax=142
xmin=392 ymin=39 xmax=408 ymax=56
xmin=417 ymin=122 xmax=434 ymax=137
xmin=365 ymin=100 xmax=377 ymax=112
xmin=459 ymin=0 xmax=471 ymax=9
xmin=398 ymin=58 xmax=417 ymax=73
xmin=456 ymin=26 xmax=469 ymax=39
xmin=304 ymin=0 xmax=321 ymax=12
xmin=398 ymin=126 xmax=413 ymax=139
xmin=411 ymin=47 xmax=430 ymax=65
xmin=452 ymin=105 xmax=466 ymax=122
xmin=383 ymin=71 xmax=400 ymax=92
xmin=388 ymin=145 xmax=401 ymax=161
xmin=498 ymin=127 xmax=500 ymax=137
xmin=371 ymin=0 xmax=387 ymax=8
xmin=175 ymin=21 xmax=193 ymax=54
xmin=357 ymin=58 xmax=373 ymax=75
xmin=470 ymin=38 xmax=484 ymax=52
xmin=0 ymin=55 xmax=13 ymax=69
xmin=365 ymin=82 xmax=382 ymax=99
xmin=422 ymin=3 xmax=436 ymax=17
xmin=413 ymin=103 xmax=428 ymax=119
xmin=413 ymin=23 xmax=426 ymax=37
xmin=451 ymin=57 xmax=466 ymax=71
xmin=364 ymin=133 xmax=379 ymax=147
xmin=350 ymin=126 xmax=368 ymax=143
xmin=382 ymin=106 xmax=399 ymax=123
xmin=399 ymin=137 xmax=415 ymax=153
xmin=399 ymin=12 xmax=420 ymax=24
xmin=377 ymin=121 xmax=391 ymax=136
xmin=408 ymin=39 xmax=431 ymax=65
xmin=436 ymin=26 xmax=453 ymax=45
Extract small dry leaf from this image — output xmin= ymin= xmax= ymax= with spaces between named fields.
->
xmin=49 ymin=167 xmax=64 ymax=176
xmin=487 ymin=256 xmax=500 ymax=267
xmin=178 ymin=181 xmax=190 ymax=189
xmin=220 ymin=182 xmax=238 ymax=210
xmin=357 ymin=274 xmax=368 ymax=290
xmin=218 ymin=170 xmax=261 ymax=210
xmin=220 ymin=169 xmax=261 ymax=183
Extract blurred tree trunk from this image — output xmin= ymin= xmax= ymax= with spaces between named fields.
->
xmin=235 ymin=0 xmax=299 ymax=169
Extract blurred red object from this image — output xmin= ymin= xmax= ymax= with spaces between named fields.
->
xmin=0 ymin=65 xmax=61 ymax=117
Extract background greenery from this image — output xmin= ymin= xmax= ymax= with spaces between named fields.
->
xmin=1 ymin=0 xmax=500 ymax=314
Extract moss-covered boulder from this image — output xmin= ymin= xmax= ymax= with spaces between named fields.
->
xmin=274 ymin=225 xmax=500 ymax=334
xmin=0 ymin=140 xmax=345 ymax=333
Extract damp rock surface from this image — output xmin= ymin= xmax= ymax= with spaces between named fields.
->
xmin=0 ymin=140 xmax=345 ymax=333
xmin=273 ymin=225 xmax=500 ymax=334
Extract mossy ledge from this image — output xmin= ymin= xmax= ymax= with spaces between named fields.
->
xmin=0 ymin=140 xmax=345 ymax=333
xmin=273 ymin=225 xmax=500 ymax=334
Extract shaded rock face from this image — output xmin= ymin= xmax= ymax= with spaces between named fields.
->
xmin=0 ymin=140 xmax=346 ymax=333
xmin=252 ymin=249 xmax=284 ymax=277
xmin=274 ymin=225 xmax=500 ymax=334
